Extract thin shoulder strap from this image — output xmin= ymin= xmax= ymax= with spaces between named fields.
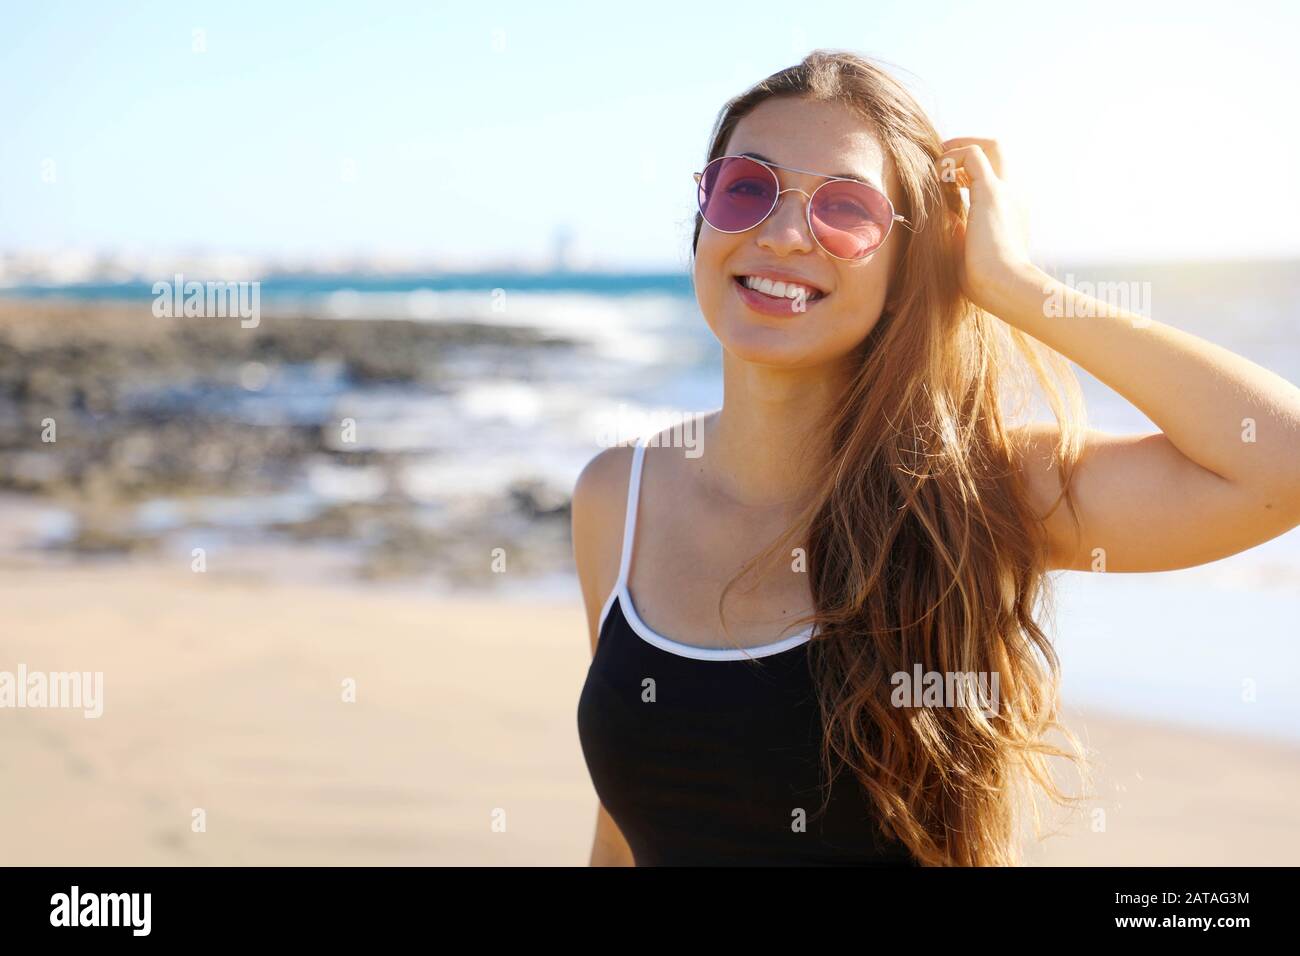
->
xmin=615 ymin=436 xmax=648 ymax=589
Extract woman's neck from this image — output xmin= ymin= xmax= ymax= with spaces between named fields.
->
xmin=700 ymin=350 xmax=855 ymax=510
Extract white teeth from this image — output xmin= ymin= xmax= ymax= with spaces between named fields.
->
xmin=741 ymin=275 xmax=819 ymax=300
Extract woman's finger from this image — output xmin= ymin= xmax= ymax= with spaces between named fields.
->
xmin=941 ymin=138 xmax=1004 ymax=180
xmin=939 ymin=143 xmax=997 ymax=191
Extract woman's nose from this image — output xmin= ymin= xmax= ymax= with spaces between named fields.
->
xmin=756 ymin=188 xmax=815 ymax=253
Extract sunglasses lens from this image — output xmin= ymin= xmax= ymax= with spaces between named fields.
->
xmin=809 ymin=180 xmax=895 ymax=259
xmin=697 ymin=157 xmax=777 ymax=232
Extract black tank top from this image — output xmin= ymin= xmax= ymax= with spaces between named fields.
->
xmin=576 ymin=436 xmax=915 ymax=866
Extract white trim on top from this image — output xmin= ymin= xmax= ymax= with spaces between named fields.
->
xmin=610 ymin=585 xmax=814 ymax=661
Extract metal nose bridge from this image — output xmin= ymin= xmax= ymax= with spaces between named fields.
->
xmin=773 ymin=185 xmax=815 ymax=207
xmin=765 ymin=186 xmax=817 ymax=235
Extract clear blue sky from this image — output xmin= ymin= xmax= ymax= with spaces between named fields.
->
xmin=2 ymin=0 xmax=1297 ymax=268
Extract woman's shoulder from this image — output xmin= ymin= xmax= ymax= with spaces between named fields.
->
xmin=571 ymin=413 xmax=716 ymax=556
xmin=571 ymin=443 xmax=640 ymax=654
xmin=571 ymin=444 xmax=638 ymax=569
xmin=572 ymin=442 xmax=638 ymax=515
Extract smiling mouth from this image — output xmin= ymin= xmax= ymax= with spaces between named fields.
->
xmin=732 ymin=275 xmax=829 ymax=305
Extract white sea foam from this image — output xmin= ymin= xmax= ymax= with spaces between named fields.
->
xmin=302 ymin=289 xmax=699 ymax=366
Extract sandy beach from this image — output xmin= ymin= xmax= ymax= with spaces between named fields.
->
xmin=2 ymin=559 xmax=1296 ymax=866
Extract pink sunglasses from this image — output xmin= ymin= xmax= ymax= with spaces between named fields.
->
xmin=694 ymin=153 xmax=913 ymax=260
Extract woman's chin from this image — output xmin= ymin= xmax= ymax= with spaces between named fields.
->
xmin=709 ymin=315 xmax=829 ymax=368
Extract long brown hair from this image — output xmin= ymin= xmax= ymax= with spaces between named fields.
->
xmin=690 ymin=50 xmax=1090 ymax=866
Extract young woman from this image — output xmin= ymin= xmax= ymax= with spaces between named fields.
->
xmin=572 ymin=50 xmax=1300 ymax=866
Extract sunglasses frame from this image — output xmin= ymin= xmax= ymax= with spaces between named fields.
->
xmin=693 ymin=154 xmax=914 ymax=260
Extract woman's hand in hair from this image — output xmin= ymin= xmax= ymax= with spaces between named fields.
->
xmin=939 ymin=137 xmax=1038 ymax=316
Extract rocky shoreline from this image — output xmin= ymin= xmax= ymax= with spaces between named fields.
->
xmin=0 ymin=297 xmax=576 ymax=584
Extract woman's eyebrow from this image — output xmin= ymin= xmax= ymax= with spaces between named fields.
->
xmin=739 ymin=151 xmax=881 ymax=189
